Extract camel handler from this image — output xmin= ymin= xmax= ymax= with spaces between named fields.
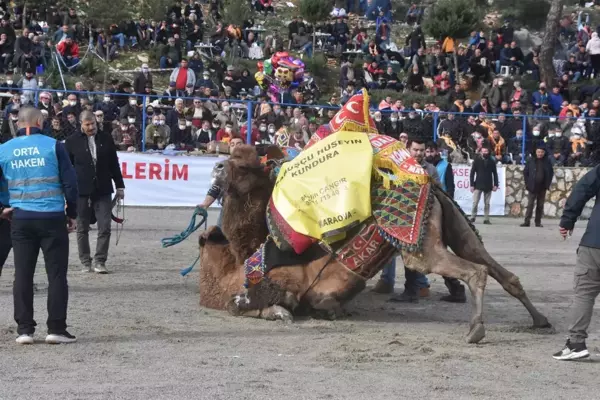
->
xmin=372 ymin=138 xmax=466 ymax=303
xmin=65 ymin=110 xmax=125 ymax=274
xmin=553 ymin=165 xmax=600 ymax=361
xmin=0 ymin=107 xmax=79 ymax=345
xmin=197 ymin=137 xmax=244 ymax=225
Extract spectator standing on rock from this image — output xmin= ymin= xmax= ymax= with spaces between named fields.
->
xmin=170 ymin=58 xmax=196 ymax=91
xmin=520 ymin=144 xmax=554 ymax=228
xmin=133 ymin=63 xmax=153 ymax=94
xmin=553 ymin=165 xmax=600 ymax=360
xmin=469 ymin=144 xmax=498 ymax=225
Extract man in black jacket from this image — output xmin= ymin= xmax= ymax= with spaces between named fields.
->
xmin=65 ymin=111 xmax=125 ymax=274
xmin=469 ymin=144 xmax=499 ymax=224
xmin=553 ymin=165 xmax=600 ymax=361
xmin=520 ymin=144 xmax=554 ymax=228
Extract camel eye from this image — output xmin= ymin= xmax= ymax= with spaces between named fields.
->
xmin=216 ymin=163 xmax=224 ymax=170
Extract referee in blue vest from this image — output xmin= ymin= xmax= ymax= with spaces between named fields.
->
xmin=0 ymin=107 xmax=79 ymax=345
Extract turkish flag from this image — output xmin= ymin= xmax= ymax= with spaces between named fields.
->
xmin=328 ymin=89 xmax=377 ymax=134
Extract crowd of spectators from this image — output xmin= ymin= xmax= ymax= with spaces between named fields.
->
xmin=0 ymin=0 xmax=598 ymax=167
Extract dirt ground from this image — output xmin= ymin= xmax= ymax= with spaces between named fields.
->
xmin=0 ymin=208 xmax=598 ymax=400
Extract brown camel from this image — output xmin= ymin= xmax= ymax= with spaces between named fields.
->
xmin=198 ymin=145 xmax=551 ymax=343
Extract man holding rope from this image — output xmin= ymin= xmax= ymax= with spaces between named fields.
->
xmin=66 ymin=111 xmax=124 ymax=274
xmin=197 ymin=138 xmax=244 ymax=225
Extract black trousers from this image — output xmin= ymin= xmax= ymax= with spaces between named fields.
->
xmin=0 ymin=219 xmax=13 ymax=276
xmin=525 ymin=190 xmax=546 ymax=225
xmin=12 ymin=217 xmax=69 ymax=335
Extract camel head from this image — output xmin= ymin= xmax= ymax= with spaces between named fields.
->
xmin=211 ymin=145 xmax=274 ymax=197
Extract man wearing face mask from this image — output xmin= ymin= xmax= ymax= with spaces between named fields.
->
xmin=216 ymin=120 xmax=235 ymax=142
xmin=194 ymin=120 xmax=213 ymax=146
xmin=61 ymin=94 xmax=80 ymax=123
xmin=145 ymin=115 xmax=170 ymax=150
xmin=66 ymin=110 xmax=125 ymax=275
xmin=469 ymin=145 xmax=499 ymax=225
xmin=170 ymin=117 xmax=194 ymax=149
xmin=93 ymin=94 xmax=120 ymax=123
xmin=37 ymin=92 xmax=53 ymax=117
xmin=520 ymin=144 xmax=553 ymax=228
xmin=533 ymin=100 xmax=553 ymax=126
xmin=215 ymin=101 xmax=238 ymax=131
xmin=133 ymin=63 xmax=153 ymax=95
xmin=372 ymin=111 xmax=388 ymax=134
xmin=166 ymin=98 xmax=187 ymax=132
xmin=402 ymin=110 xmax=426 ymax=141
xmin=532 ymin=83 xmax=549 ymax=111
xmin=119 ymin=95 xmax=142 ymax=122
xmin=111 ymin=118 xmax=137 ymax=151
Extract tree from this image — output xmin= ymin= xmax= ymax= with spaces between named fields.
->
xmin=422 ymin=0 xmax=481 ymax=80
xmin=138 ymin=0 xmax=174 ymax=23
xmin=539 ymin=0 xmax=563 ymax=87
xmin=299 ymin=0 xmax=331 ymax=58
xmin=221 ymin=0 xmax=254 ymax=27
xmin=78 ymin=0 xmax=134 ymax=89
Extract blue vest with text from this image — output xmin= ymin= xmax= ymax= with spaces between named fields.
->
xmin=0 ymin=134 xmax=64 ymax=212
xmin=436 ymin=158 xmax=448 ymax=192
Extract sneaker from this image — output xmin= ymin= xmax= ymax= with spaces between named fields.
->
xmin=16 ymin=334 xmax=34 ymax=345
xmin=81 ymin=264 xmax=91 ymax=273
xmin=483 ymin=220 xmax=492 ymax=225
xmin=552 ymin=340 xmax=590 ymax=361
xmin=94 ymin=264 xmax=108 ymax=274
xmin=371 ymin=280 xmax=394 ymax=294
xmin=45 ymin=331 xmax=77 ymax=344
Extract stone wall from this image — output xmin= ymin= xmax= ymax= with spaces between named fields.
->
xmin=503 ymin=165 xmax=596 ymax=219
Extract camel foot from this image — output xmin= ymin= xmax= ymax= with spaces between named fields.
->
xmin=263 ymin=305 xmax=294 ymax=322
xmin=533 ymin=316 xmax=552 ymax=329
xmin=466 ymin=323 xmax=486 ymax=344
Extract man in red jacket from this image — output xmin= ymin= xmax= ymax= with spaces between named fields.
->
xmin=57 ymin=36 xmax=80 ymax=69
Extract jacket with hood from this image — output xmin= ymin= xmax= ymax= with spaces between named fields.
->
xmin=586 ymin=32 xmax=600 ymax=55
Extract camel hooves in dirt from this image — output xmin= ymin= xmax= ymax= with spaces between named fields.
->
xmin=466 ymin=323 xmax=486 ymax=344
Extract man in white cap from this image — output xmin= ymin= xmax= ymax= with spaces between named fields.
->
xmin=133 ymin=63 xmax=153 ymax=94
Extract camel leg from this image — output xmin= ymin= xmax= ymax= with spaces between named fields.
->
xmin=310 ymin=296 xmax=345 ymax=320
xmin=405 ymin=246 xmax=488 ymax=344
xmin=434 ymin=190 xmax=551 ymax=329
xmin=227 ymin=293 xmax=294 ymax=322
xmin=481 ymin=262 xmax=551 ymax=328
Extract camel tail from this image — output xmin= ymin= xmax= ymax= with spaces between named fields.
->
xmin=432 ymin=186 xmax=483 ymax=245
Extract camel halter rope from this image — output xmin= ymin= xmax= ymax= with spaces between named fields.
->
xmin=112 ymin=196 xmax=125 ymax=246
xmin=160 ymin=207 xmax=208 ymax=276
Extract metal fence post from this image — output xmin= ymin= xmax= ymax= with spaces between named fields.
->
xmin=246 ymin=100 xmax=253 ymax=145
xmin=521 ymin=116 xmax=527 ymax=165
xmin=433 ymin=111 xmax=439 ymax=141
xmin=141 ymin=95 xmax=147 ymax=152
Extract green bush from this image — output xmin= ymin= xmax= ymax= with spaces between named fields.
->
xmin=499 ymin=0 xmax=551 ymax=30
xmin=422 ymin=0 xmax=481 ymax=40
xmin=303 ymin=53 xmax=329 ymax=79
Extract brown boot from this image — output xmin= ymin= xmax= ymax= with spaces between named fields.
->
xmin=419 ymin=287 xmax=431 ymax=298
xmin=371 ymin=280 xmax=394 ymax=294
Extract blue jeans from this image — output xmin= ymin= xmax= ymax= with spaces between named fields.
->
xmin=302 ymin=43 xmax=313 ymax=58
xmin=112 ymin=33 xmax=125 ymax=48
xmin=62 ymin=56 xmax=79 ymax=69
xmin=380 ymin=258 xmax=429 ymax=289
xmin=159 ymin=56 xmax=173 ymax=69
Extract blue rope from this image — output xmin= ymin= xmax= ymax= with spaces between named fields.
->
xmin=161 ymin=207 xmax=208 ymax=248
xmin=161 ymin=207 xmax=208 ymax=276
